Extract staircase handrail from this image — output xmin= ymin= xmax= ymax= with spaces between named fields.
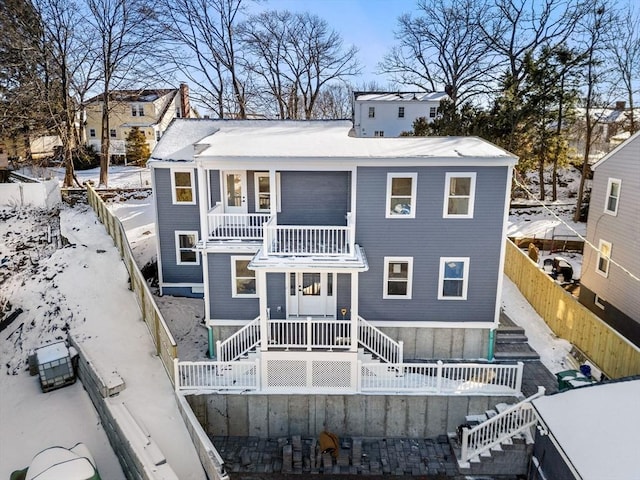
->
xmin=460 ymin=386 xmax=545 ymax=464
xmin=357 ymin=316 xmax=403 ymax=363
xmin=216 ymin=316 xmax=261 ymax=361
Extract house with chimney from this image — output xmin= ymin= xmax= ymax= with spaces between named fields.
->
xmin=352 ymin=91 xmax=448 ymax=138
xmin=84 ymin=84 xmax=195 ymax=160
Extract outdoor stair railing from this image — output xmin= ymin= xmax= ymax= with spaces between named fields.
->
xmin=459 ymin=386 xmax=546 ymax=466
xmin=216 ymin=317 xmax=261 ymax=362
xmin=357 ymin=316 xmax=403 ymax=363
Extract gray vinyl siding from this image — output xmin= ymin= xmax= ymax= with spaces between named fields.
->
xmin=209 ymin=169 xmax=221 ymax=207
xmin=154 ymin=167 xmax=202 ymax=284
xmin=581 ymin=136 xmax=640 ymax=323
xmin=207 ymin=256 xmax=286 ymax=320
xmin=355 ymin=166 xmax=508 ymax=323
xmin=278 ymin=171 xmax=350 ymax=225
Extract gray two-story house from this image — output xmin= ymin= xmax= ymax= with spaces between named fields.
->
xmin=150 ymin=119 xmax=517 ymax=369
xmin=579 ymin=131 xmax=640 ymax=347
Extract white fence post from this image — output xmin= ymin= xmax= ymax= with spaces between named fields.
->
xmin=436 ymin=360 xmax=443 ymax=393
xmin=306 ymin=317 xmax=312 ymax=351
xmin=515 ymin=362 xmax=524 ymax=393
xmin=174 ymin=358 xmax=179 ymax=393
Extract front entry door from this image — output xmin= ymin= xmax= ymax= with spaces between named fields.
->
xmin=223 ymin=171 xmax=247 ymax=214
xmin=288 ymin=272 xmax=335 ymax=317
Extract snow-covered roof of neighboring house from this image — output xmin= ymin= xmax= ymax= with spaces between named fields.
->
xmin=354 ymin=91 xmax=449 ymax=102
xmin=532 ymin=379 xmax=640 ymax=480
xmin=86 ymin=89 xmax=176 ymax=104
xmin=149 ymin=119 xmax=516 ymax=165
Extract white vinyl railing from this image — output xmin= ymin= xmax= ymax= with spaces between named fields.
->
xmin=207 ymin=203 xmax=270 ymax=240
xmin=360 ymin=361 xmax=523 ymax=394
xmin=175 ymin=359 xmax=259 ymax=392
xmin=216 ymin=317 xmax=261 ymax=362
xmin=460 ymin=386 xmax=545 ymax=466
xmin=176 ymin=357 xmax=523 ymax=395
xmin=357 ymin=316 xmax=403 ymax=363
xmin=267 ymin=318 xmax=352 ymax=350
xmin=264 ymin=213 xmax=355 ymax=257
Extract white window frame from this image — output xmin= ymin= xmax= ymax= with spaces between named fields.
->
xmin=594 ymin=295 xmax=605 ymax=310
xmin=89 ymin=128 xmax=96 ymax=138
xmin=374 ymin=131 xmax=385 ymax=137
xmin=175 ymin=231 xmax=199 ymax=265
xmin=604 ymin=178 xmax=621 ymax=215
xmin=398 ymin=106 xmax=405 ymax=118
xmin=383 ymin=257 xmax=413 ymax=299
xmin=110 ymin=129 xmax=117 ymax=138
xmin=443 ymin=172 xmax=476 ymax=218
xmin=254 ymin=172 xmax=281 ymax=213
xmin=596 ymin=239 xmax=612 ymax=277
xmin=429 ymin=107 xmax=436 ymax=118
xmin=386 ymin=172 xmax=417 ymax=219
xmin=438 ymin=257 xmax=470 ymax=300
xmin=171 ymin=169 xmax=196 ymax=205
xmin=231 ymin=256 xmax=258 ymax=298
xmin=368 ymin=106 xmax=375 ymax=118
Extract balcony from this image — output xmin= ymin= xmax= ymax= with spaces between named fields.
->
xmin=208 ymin=205 xmax=356 ymax=259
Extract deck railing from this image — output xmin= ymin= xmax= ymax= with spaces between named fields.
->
xmin=175 ymin=357 xmax=523 ymax=395
xmin=357 ymin=316 xmax=403 ymax=363
xmin=207 ymin=203 xmax=270 ymax=240
xmin=263 ymin=213 xmax=355 ymax=257
xmin=267 ymin=318 xmax=352 ymax=350
xmin=459 ymin=386 xmax=545 ymax=466
xmin=216 ymin=317 xmax=261 ymax=361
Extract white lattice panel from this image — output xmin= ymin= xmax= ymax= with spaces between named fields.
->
xmin=266 ymin=359 xmax=306 ymax=387
xmin=312 ymin=360 xmax=352 ymax=388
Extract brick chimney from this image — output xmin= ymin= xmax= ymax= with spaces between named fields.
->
xmin=615 ymin=101 xmax=626 ymax=111
xmin=179 ymin=83 xmax=191 ymax=118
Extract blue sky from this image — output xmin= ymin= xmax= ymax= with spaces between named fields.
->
xmin=249 ymin=0 xmax=420 ymax=85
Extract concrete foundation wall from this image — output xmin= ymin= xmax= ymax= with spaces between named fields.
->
xmin=212 ymin=326 xmax=490 ymax=360
xmin=187 ymin=393 xmax=515 ymax=439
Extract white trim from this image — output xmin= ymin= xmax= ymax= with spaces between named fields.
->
xmin=438 ymin=257 xmax=470 ymax=300
xmin=150 ymin=168 xmax=165 ymax=295
xmin=383 ymin=257 xmax=413 ymax=299
xmin=231 ymin=255 xmax=258 ymax=297
xmin=170 ymin=168 xmax=196 ymax=205
xmin=596 ymin=239 xmax=612 ymax=277
xmin=175 ymin=230 xmax=200 ymax=265
xmin=603 ymin=177 xmax=621 ymax=216
xmin=364 ymin=320 xmax=494 ymax=329
xmin=161 ymin=282 xmax=204 ymax=289
xmin=443 ymin=172 xmax=476 ymax=218
xmin=594 ymin=295 xmax=606 ymax=309
xmin=386 ymin=172 xmax=417 ymax=219
xmin=495 ymin=165 xmax=514 ymax=327
xmin=254 ymin=171 xmax=281 ymax=212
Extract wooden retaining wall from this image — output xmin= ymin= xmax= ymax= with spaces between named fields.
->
xmin=504 ymin=240 xmax=640 ymax=378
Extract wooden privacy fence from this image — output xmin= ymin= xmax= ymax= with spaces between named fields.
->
xmin=86 ymin=184 xmax=178 ymax=383
xmin=504 ymin=239 xmax=640 ymax=379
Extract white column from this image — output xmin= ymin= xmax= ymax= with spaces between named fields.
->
xmin=269 ymin=169 xmax=277 ymax=217
xmin=350 ymin=271 xmax=359 ymax=352
xmin=258 ymin=269 xmax=269 ymax=351
xmin=196 ymin=162 xmax=209 ymax=242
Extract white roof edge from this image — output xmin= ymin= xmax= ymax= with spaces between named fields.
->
xmin=591 ymin=129 xmax=640 ymax=169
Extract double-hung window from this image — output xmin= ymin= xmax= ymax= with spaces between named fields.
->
xmin=438 ymin=257 xmax=469 ymax=300
xmin=596 ymin=240 xmax=612 ymax=277
xmin=368 ymin=107 xmax=375 ymax=118
xmin=131 ymin=104 xmax=144 ymax=116
xmin=429 ymin=107 xmax=436 ymax=118
xmin=444 ymin=172 xmax=476 ymax=218
xmin=398 ymin=107 xmax=405 ymax=118
xmin=604 ymin=178 xmax=621 ymax=215
xmin=383 ymin=257 xmax=413 ymax=299
xmin=171 ymin=169 xmax=195 ymax=204
xmin=175 ymin=231 xmax=199 ymax=265
xmin=254 ymin=172 xmax=281 ymax=212
xmin=231 ymin=256 xmax=257 ymax=297
xmin=89 ymin=128 xmax=96 ymax=138
xmin=386 ymin=173 xmax=417 ymax=218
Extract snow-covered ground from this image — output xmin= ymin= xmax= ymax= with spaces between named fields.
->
xmin=0 ymin=164 xmax=580 ymax=477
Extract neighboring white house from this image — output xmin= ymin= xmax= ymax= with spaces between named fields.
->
xmin=352 ymin=91 xmax=449 ymax=138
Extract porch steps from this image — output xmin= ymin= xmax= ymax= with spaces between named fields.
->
xmin=494 ymin=325 xmax=540 ymax=362
xmin=447 ymin=403 xmax=535 ymax=477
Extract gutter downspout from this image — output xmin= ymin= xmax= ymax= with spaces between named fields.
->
xmin=488 ymin=328 xmax=496 ymax=361
xmin=207 ymin=325 xmax=215 ymax=359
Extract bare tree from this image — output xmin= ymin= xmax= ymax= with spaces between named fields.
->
xmin=87 ymin=0 xmax=165 ymax=186
xmin=311 ymin=82 xmax=353 ymax=120
xmin=607 ymin=2 xmax=640 ymax=134
xmin=160 ymin=0 xmax=250 ymax=119
xmin=379 ymin=0 xmax=493 ymax=107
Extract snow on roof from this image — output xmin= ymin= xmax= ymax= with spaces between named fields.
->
xmin=591 ymin=129 xmax=640 ymax=170
xmin=354 ymin=91 xmax=448 ymax=102
xmin=158 ymin=119 xmax=515 ymax=162
xmin=533 ymin=379 xmax=640 ymax=480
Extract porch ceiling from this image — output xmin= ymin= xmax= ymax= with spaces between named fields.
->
xmin=248 ymin=245 xmax=368 ymax=272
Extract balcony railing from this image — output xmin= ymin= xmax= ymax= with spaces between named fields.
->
xmin=267 ymin=318 xmax=352 ymax=350
xmin=207 ymin=203 xmax=270 ymax=240
xmin=264 ymin=213 xmax=355 ymax=257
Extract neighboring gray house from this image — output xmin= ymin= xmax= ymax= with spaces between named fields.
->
xmin=150 ymin=119 xmax=517 ymax=366
xmin=352 ymin=91 xmax=448 ymax=138
xmin=579 ymin=131 xmax=640 ymax=347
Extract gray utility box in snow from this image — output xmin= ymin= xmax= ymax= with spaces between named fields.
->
xmin=33 ymin=341 xmax=77 ymax=393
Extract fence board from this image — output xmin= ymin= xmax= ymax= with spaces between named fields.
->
xmin=504 ymin=240 xmax=640 ymax=378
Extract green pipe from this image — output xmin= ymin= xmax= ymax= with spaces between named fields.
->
xmin=207 ymin=325 xmax=215 ymax=359
xmin=488 ymin=329 xmax=495 ymax=362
